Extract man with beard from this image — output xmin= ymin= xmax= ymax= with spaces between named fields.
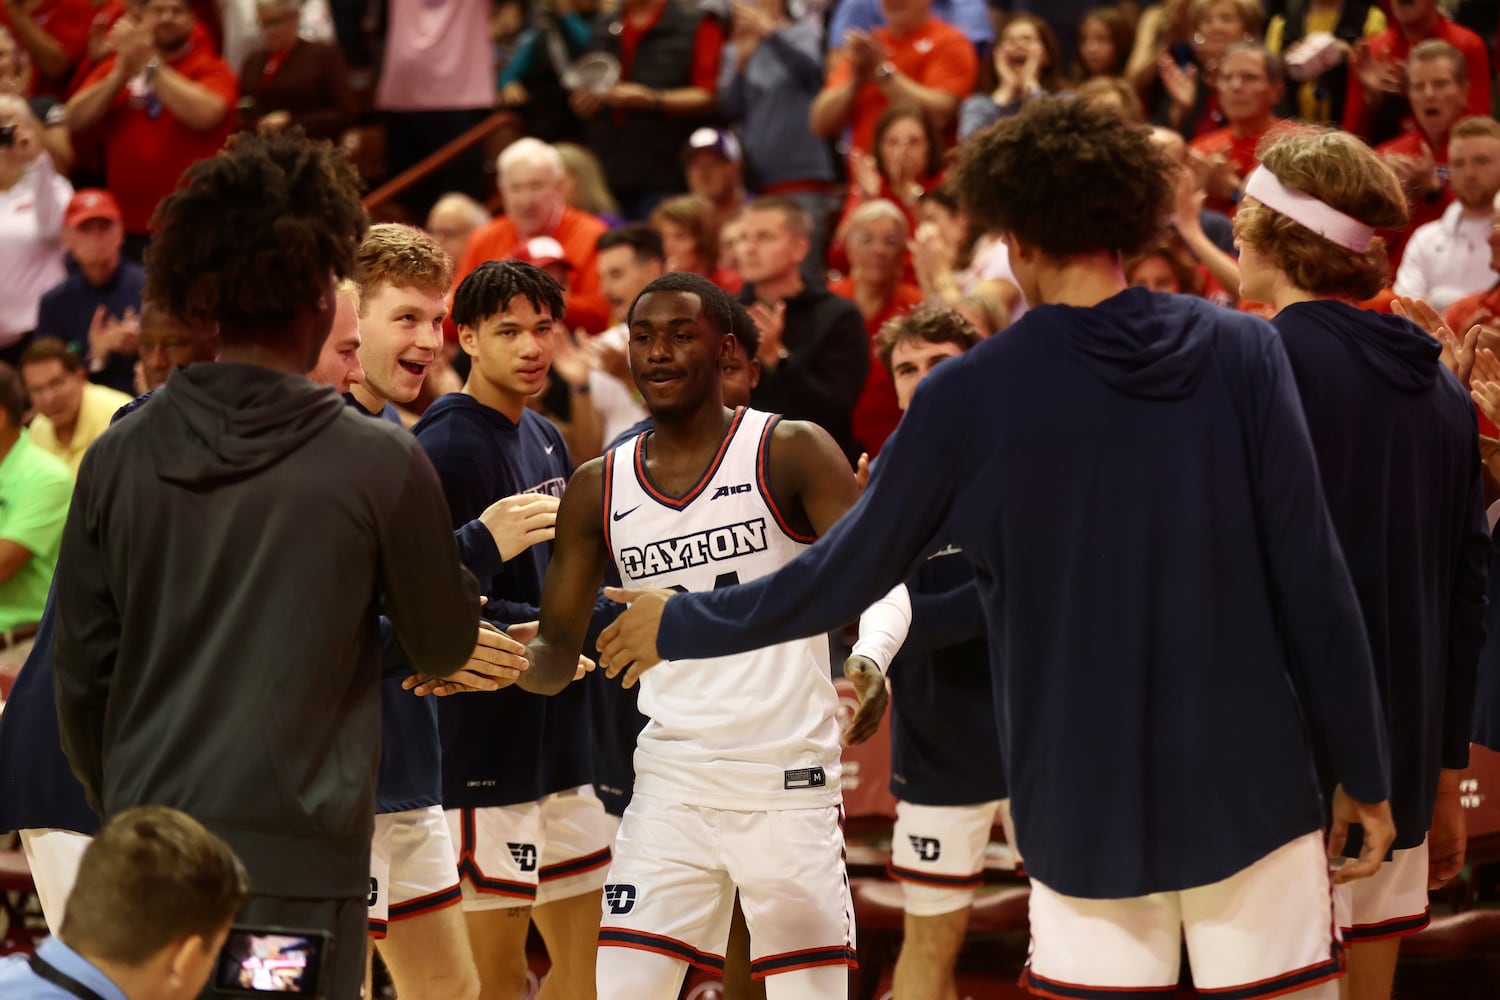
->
xmin=64 ymin=0 xmax=235 ymax=258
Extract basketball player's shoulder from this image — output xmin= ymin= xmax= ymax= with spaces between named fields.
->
xmin=759 ymin=412 xmax=842 ymax=464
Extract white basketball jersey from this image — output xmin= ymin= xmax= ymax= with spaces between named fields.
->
xmin=604 ymin=407 xmax=841 ymax=811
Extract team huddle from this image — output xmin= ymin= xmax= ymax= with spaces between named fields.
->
xmin=0 ymin=93 xmax=1493 ymax=1000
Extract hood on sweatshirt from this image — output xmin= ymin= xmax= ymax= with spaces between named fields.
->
xmin=149 ymin=363 xmax=348 ymax=486
xmin=1276 ymin=298 xmax=1440 ymax=394
xmin=1057 ymin=287 xmax=1214 ymax=400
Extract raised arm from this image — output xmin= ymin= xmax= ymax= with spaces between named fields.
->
xmin=523 ymin=459 xmax=609 ymax=694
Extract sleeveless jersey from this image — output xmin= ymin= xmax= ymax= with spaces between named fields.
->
xmin=604 ymin=407 xmax=841 ymax=811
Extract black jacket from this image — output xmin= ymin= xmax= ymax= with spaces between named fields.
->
xmin=743 ymin=283 xmax=868 ymax=463
xmin=53 ymin=364 xmax=480 ymax=899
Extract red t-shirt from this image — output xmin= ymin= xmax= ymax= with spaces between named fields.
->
xmin=823 ymin=18 xmax=978 ymax=154
xmin=1189 ymin=119 xmax=1285 ymax=217
xmin=1374 ymin=130 xmax=1452 ymax=269
xmin=1343 ymin=15 xmax=1490 ymax=141
xmin=1 ymin=0 xmax=93 ymax=95
xmin=78 ymin=45 xmax=237 ymax=235
xmin=829 ymin=277 xmax=923 ymax=455
xmin=458 ymin=206 xmax=612 ymax=335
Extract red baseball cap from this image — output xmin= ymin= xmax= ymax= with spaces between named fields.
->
xmin=517 ymin=236 xmax=572 ymax=270
xmin=65 ymin=189 xmax=123 ymax=228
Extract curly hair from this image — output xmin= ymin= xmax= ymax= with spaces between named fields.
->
xmin=452 ymin=259 xmax=566 ymax=329
xmin=1234 ymin=128 xmax=1407 ymax=300
xmin=630 ymin=271 xmax=735 ymax=338
xmin=953 ymin=98 xmax=1171 ymax=258
xmin=145 ymin=129 xmax=366 ymax=336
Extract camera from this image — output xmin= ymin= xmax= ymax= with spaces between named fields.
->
xmin=213 ymin=927 xmax=328 ymax=996
xmin=0 ymin=125 xmax=15 ymax=149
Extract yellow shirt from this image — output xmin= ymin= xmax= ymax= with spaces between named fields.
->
xmin=29 ymin=381 xmax=135 ymax=477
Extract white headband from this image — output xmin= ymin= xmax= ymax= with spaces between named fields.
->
xmin=1242 ymin=166 xmax=1376 ymax=254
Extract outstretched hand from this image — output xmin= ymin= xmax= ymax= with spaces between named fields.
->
xmin=1393 ymin=295 xmax=1478 ymax=386
xmin=596 ymin=587 xmax=676 ymax=687
xmin=404 ymin=621 xmax=529 ymax=697
xmin=479 ymin=493 xmax=560 ymax=563
xmin=841 ymin=654 xmax=888 ymax=746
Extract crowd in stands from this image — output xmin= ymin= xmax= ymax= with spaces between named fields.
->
xmin=2 ymin=0 xmax=1500 ymax=456
xmin=5 ymin=1 xmax=1500 ymax=997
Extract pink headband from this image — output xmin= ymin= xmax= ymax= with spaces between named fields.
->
xmin=1242 ymin=166 xmax=1376 ymax=253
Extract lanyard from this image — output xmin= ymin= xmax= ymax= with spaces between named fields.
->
xmin=29 ymin=953 xmax=111 ymax=1000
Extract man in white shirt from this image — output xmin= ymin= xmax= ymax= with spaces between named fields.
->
xmin=1395 ymin=115 xmax=1500 ymax=311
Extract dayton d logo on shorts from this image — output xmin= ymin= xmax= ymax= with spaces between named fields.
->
xmin=604 ymin=883 xmax=638 ymax=915
xmin=508 ymin=842 xmax=539 ymax=873
xmin=908 ymin=836 xmax=941 ymax=862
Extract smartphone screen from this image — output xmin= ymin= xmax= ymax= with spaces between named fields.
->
xmin=213 ymin=927 xmax=327 ymax=995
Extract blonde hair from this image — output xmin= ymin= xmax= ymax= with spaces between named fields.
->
xmin=1236 ymin=128 xmax=1407 ymax=300
xmin=556 ymin=143 xmax=620 ymax=218
xmin=352 ymin=223 xmax=453 ymax=313
xmin=335 ymin=277 xmax=360 ymax=312
xmin=1191 ymin=0 xmax=1263 ymax=37
xmin=1452 ymin=115 xmax=1500 ymax=143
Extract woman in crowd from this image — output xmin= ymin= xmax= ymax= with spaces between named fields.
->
xmin=651 ymin=194 xmax=742 ymax=292
xmin=831 ymin=104 xmax=943 ymax=277
xmin=1126 ymin=239 xmax=1206 ymax=294
xmin=828 ymin=199 xmax=924 ymax=456
xmin=1074 ymin=7 xmax=1134 ymax=82
xmin=557 ymin=142 xmax=624 ymax=225
xmin=959 ymin=14 xmax=1065 ymax=139
xmin=239 ymin=0 xmax=358 ymax=138
xmin=0 ymin=95 xmax=71 ymax=368
xmin=1130 ymin=0 xmax=1263 ymax=138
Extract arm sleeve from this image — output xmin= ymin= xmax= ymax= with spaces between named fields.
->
xmin=764 ymin=26 xmax=825 ymax=90
xmin=1341 ymin=63 xmax=1372 ymax=139
xmin=497 ymin=29 xmax=541 ymax=86
xmin=376 ymin=444 xmax=483 ymax=678
xmin=454 ymin=519 xmax=504 ymax=582
xmin=29 ymin=155 xmax=69 ymax=244
xmin=850 ymin=584 xmax=911 ymax=670
xmin=718 ymin=44 xmax=747 ymax=116
xmin=1391 ymin=236 xmax=1426 ymax=300
xmin=1463 ymin=35 xmax=1491 ymax=119
xmin=691 ymin=16 xmax=726 ymax=92
xmin=50 ymin=460 xmax=116 ymax=814
xmin=1247 ymin=333 xmax=1390 ymax=804
xmin=1444 ymin=429 xmax=1491 ymax=768
xmin=902 ymin=580 xmax=985 ymax=657
xmin=659 ymin=373 xmax=961 ymax=659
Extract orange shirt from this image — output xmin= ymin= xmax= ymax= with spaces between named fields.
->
xmin=823 ymin=18 xmax=978 ymax=154
xmin=1189 ymin=120 xmax=1284 ymax=218
xmin=458 ymin=206 xmax=611 ymax=334
xmin=78 ymin=45 xmax=237 ymax=235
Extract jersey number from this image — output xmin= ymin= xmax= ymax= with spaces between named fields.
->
xmin=668 ymin=572 xmax=741 ymax=595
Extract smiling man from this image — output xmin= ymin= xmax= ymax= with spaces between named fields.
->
xmin=19 ymin=338 xmax=131 ymax=476
xmin=348 ymin=225 xmax=448 ymax=423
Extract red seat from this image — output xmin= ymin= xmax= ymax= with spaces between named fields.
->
xmin=1400 ymin=909 xmax=1500 ymax=960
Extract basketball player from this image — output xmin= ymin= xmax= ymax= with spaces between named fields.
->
xmin=423 ymin=259 xmax=616 ymax=1000
xmin=597 ymin=100 xmax=1398 ymax=997
xmin=869 ymin=306 xmax=1010 ymax=1000
xmin=516 ymin=271 xmax=907 ymax=999
xmin=1234 ymin=130 xmax=1489 ymax=1000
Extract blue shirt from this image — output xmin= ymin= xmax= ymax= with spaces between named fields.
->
xmin=827 ymin=0 xmax=993 ymax=47
xmin=0 ymin=937 xmax=128 ymax=999
xmin=35 ymin=260 xmax=146 ymax=397
xmin=340 ymin=393 xmax=506 ymax=814
xmin=414 ymin=394 xmax=598 ymax=808
xmin=655 ymin=288 xmax=1391 ymax=899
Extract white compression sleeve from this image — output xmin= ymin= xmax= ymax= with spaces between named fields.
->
xmin=850 ymin=584 xmax=911 ymax=671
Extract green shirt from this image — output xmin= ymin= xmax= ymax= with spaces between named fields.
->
xmin=0 ymin=431 xmax=72 ymax=630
